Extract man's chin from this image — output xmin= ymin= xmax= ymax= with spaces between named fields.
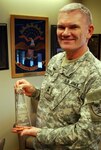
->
xmin=60 ymin=44 xmax=74 ymax=50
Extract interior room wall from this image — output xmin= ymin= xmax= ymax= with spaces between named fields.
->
xmin=0 ymin=0 xmax=71 ymax=150
xmin=0 ymin=0 xmax=101 ymax=150
xmin=82 ymin=0 xmax=101 ymax=33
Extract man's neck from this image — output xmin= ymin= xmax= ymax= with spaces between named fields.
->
xmin=66 ymin=46 xmax=88 ymax=60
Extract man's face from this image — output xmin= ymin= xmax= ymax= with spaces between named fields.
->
xmin=57 ymin=10 xmax=93 ymax=52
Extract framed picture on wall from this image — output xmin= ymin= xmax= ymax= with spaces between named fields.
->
xmin=51 ymin=25 xmax=101 ymax=60
xmin=51 ymin=25 xmax=63 ymax=57
xmin=0 ymin=23 xmax=9 ymax=70
xmin=10 ymin=15 xmax=49 ymax=78
xmin=88 ymin=34 xmax=101 ymax=60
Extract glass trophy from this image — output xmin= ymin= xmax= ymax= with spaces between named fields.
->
xmin=15 ymin=87 xmax=31 ymax=126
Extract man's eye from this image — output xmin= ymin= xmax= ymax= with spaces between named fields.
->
xmin=57 ymin=26 xmax=65 ymax=30
xmin=70 ymin=25 xmax=79 ymax=29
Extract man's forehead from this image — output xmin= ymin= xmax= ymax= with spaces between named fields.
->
xmin=58 ymin=10 xmax=84 ymax=17
xmin=58 ymin=11 xmax=87 ymax=23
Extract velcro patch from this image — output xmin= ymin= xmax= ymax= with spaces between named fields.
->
xmin=89 ymin=102 xmax=101 ymax=122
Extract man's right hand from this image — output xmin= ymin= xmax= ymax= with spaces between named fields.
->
xmin=14 ymin=79 xmax=36 ymax=97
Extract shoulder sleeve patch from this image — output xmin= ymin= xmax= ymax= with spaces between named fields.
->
xmin=89 ymin=102 xmax=101 ymax=122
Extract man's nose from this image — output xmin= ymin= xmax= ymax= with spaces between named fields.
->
xmin=62 ymin=27 xmax=70 ymax=36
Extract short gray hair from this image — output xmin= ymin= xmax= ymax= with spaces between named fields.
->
xmin=59 ymin=3 xmax=93 ymax=24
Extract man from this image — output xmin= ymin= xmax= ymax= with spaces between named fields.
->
xmin=13 ymin=3 xmax=101 ymax=150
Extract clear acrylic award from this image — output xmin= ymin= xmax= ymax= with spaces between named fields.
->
xmin=15 ymin=87 xmax=31 ymax=126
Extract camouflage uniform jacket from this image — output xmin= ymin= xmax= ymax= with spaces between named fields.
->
xmin=32 ymin=50 xmax=101 ymax=150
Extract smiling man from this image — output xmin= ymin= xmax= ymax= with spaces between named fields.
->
xmin=13 ymin=3 xmax=101 ymax=150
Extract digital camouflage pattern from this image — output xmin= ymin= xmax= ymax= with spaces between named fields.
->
xmin=32 ymin=50 xmax=101 ymax=150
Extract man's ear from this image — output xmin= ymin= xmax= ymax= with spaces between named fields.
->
xmin=87 ymin=24 xmax=94 ymax=39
